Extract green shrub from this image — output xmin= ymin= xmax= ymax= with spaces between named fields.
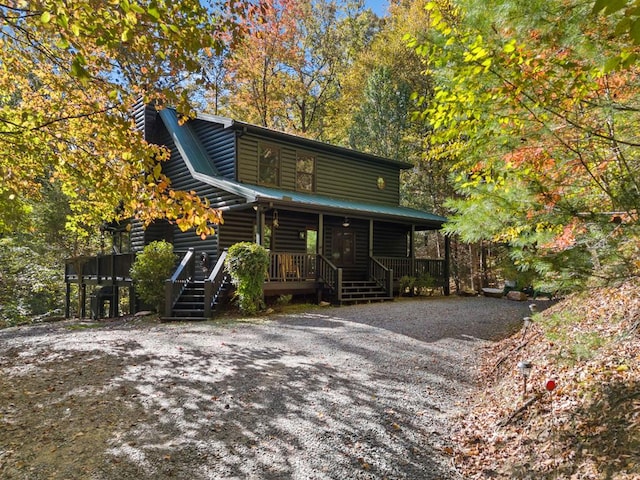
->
xmin=399 ymin=276 xmax=416 ymax=296
xmin=415 ymin=273 xmax=435 ymax=290
xmin=225 ymin=242 xmax=270 ymax=314
xmin=130 ymin=241 xmax=176 ymax=313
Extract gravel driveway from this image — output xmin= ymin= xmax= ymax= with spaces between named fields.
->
xmin=0 ymin=296 xmax=535 ymax=479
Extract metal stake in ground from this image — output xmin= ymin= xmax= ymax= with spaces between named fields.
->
xmin=517 ymin=360 xmax=533 ymax=401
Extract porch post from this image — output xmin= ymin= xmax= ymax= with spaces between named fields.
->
xmin=410 ymin=225 xmax=416 ymax=276
xmin=369 ymin=219 xmax=374 ymax=257
xmin=80 ymin=284 xmax=86 ymax=318
xmin=318 ymin=214 xmax=323 ymax=255
xmin=129 ymin=285 xmax=136 ymax=315
xmin=255 ymin=206 xmax=264 ymax=245
xmin=65 ymin=282 xmax=71 ymax=318
xmin=110 ymin=254 xmax=118 ymax=317
xmin=444 ymin=234 xmax=451 ymax=296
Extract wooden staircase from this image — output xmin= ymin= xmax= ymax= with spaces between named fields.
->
xmin=163 ymin=277 xmax=232 ymax=321
xmin=170 ymin=280 xmax=205 ymax=319
xmin=163 ymin=249 xmax=233 ymax=321
xmin=339 ymin=280 xmax=393 ymax=304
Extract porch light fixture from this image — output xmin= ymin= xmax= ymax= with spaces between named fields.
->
xmin=342 ymin=217 xmax=350 ymax=227
xmin=298 ymin=231 xmax=306 ymax=240
xmin=272 ymin=209 xmax=279 ymax=228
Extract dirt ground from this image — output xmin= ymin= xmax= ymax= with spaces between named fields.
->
xmin=0 ymin=297 xmax=536 ymax=479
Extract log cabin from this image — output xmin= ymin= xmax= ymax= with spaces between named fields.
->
xmin=64 ymin=104 xmax=449 ymax=320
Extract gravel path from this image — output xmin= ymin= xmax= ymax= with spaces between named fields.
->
xmin=0 ymin=296 xmax=537 ymax=479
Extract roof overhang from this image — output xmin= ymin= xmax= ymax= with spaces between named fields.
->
xmin=195 ymin=112 xmax=413 ymax=169
xmin=219 ymin=186 xmax=447 ymax=230
xmin=162 ymin=108 xmax=446 ymax=230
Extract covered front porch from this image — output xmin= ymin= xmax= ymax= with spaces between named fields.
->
xmin=241 ymin=204 xmax=450 ymax=305
xmin=262 ymin=251 xmax=448 ymax=300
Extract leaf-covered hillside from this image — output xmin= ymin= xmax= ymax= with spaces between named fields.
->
xmin=454 ymin=279 xmax=640 ymax=479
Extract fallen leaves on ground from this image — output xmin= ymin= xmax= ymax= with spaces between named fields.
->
xmin=454 ymin=279 xmax=640 ymax=479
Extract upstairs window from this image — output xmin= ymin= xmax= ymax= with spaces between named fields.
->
xmin=259 ymin=143 xmax=280 ymax=186
xmin=296 ymin=153 xmax=315 ymax=192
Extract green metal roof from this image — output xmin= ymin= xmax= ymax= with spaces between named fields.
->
xmin=159 ymin=108 xmax=447 ymax=228
xmin=159 ymin=109 xmax=218 ymax=176
xmin=235 ymin=184 xmax=447 ymax=227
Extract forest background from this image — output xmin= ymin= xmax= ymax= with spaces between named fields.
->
xmin=0 ymin=0 xmax=638 ymax=324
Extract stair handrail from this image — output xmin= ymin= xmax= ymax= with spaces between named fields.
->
xmin=164 ymin=248 xmax=195 ymax=316
xmin=369 ymin=256 xmax=393 ymax=298
xmin=317 ymin=254 xmax=342 ymax=303
xmin=204 ymin=250 xmax=228 ymax=318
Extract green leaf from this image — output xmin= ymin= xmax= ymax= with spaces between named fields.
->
xmin=604 ymin=0 xmax=628 ymax=15
xmin=603 ymin=56 xmax=621 ymax=72
xmin=147 ymin=6 xmax=161 ymax=19
xmin=121 ymin=28 xmax=133 ymax=42
xmin=592 ymin=0 xmax=610 ymax=14
xmin=56 ymin=13 xmax=69 ymax=28
xmin=70 ymin=55 xmax=89 ymax=83
xmin=56 ymin=36 xmax=70 ymax=49
xmin=622 ymin=52 xmax=638 ymax=67
xmin=631 ymin=18 xmax=640 ymax=43
xmin=40 ymin=11 xmax=52 ymax=24
xmin=615 ymin=17 xmax=631 ymax=36
xmin=130 ymin=4 xmax=145 ymax=14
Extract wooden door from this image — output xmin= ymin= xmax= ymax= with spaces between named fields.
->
xmin=331 ymin=229 xmax=355 ymax=267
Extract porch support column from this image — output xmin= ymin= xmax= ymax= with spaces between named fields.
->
xmin=129 ymin=285 xmax=136 ymax=315
xmin=65 ymin=282 xmax=71 ymax=318
xmin=444 ymin=234 xmax=451 ymax=296
xmin=410 ymin=225 xmax=416 ymax=276
xmin=318 ymin=214 xmax=324 ymax=255
xmin=368 ymin=219 xmax=374 ymax=257
xmin=80 ymin=283 xmax=86 ymax=319
xmin=255 ymin=206 xmax=264 ymax=245
xmin=317 ymin=213 xmax=324 ymax=303
xmin=109 ymin=254 xmax=118 ymax=318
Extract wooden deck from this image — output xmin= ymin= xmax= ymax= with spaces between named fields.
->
xmin=65 ymin=251 xmax=448 ymax=319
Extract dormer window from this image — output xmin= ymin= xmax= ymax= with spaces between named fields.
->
xmin=259 ymin=143 xmax=280 ymax=186
xmin=296 ymin=153 xmax=315 ymax=192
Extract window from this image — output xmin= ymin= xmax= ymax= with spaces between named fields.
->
xmin=259 ymin=143 xmax=280 ymax=186
xmin=296 ymin=153 xmax=315 ymax=192
xmin=306 ymin=229 xmax=317 ymax=254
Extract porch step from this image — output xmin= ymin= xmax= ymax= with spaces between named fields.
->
xmin=163 ymin=279 xmax=232 ymax=321
xmin=339 ymin=280 xmax=393 ymax=304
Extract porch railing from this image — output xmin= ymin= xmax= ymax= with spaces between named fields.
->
xmin=415 ymin=259 xmax=447 ymax=286
xmin=369 ymin=256 xmax=393 ymax=297
xmin=204 ymin=250 xmax=228 ymax=318
xmin=317 ymin=254 xmax=342 ymax=303
xmin=164 ymin=248 xmax=195 ymax=316
xmin=267 ymin=252 xmax=316 ymax=281
xmin=375 ymin=257 xmax=447 ymax=286
xmin=64 ymin=253 xmax=136 ymax=283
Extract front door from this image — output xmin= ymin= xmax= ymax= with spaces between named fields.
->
xmin=331 ymin=229 xmax=355 ymax=267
